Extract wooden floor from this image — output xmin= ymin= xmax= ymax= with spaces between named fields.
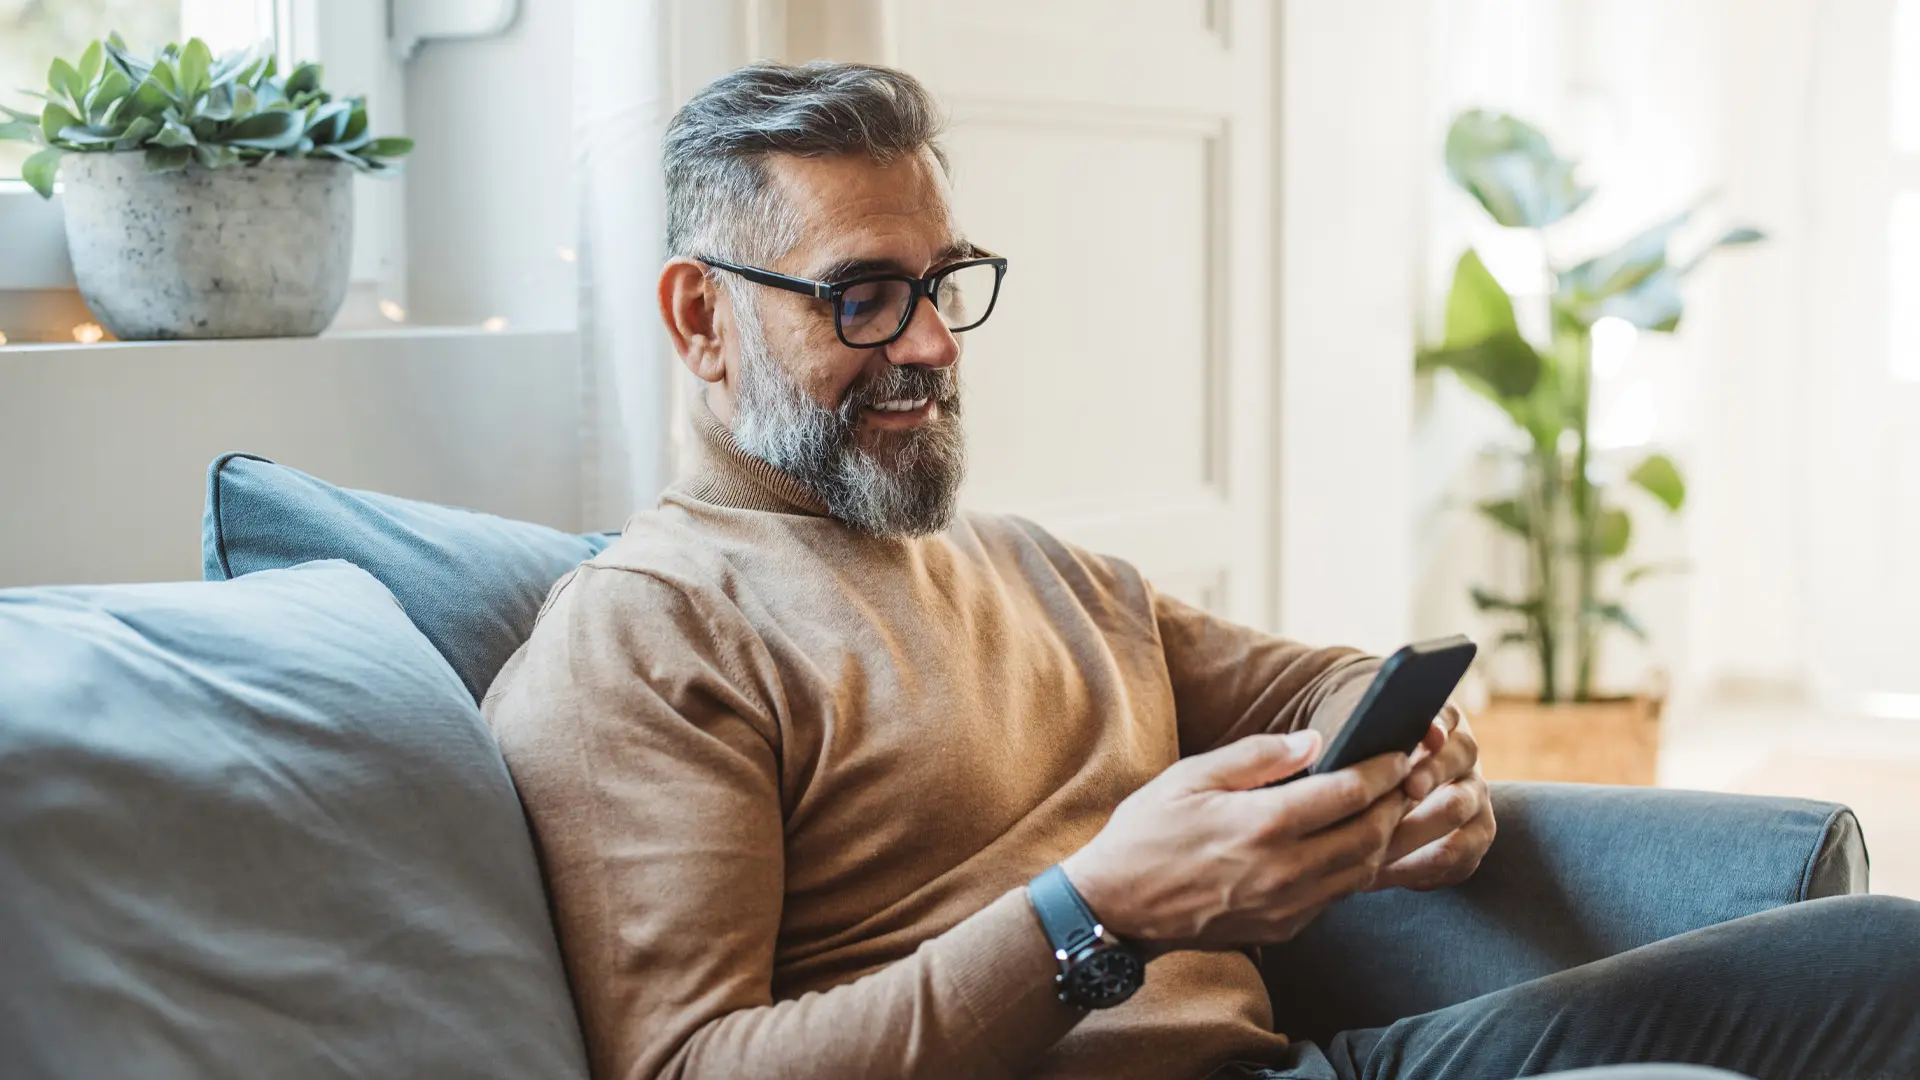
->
xmin=1659 ymin=697 xmax=1920 ymax=899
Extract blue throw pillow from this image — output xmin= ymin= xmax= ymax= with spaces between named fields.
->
xmin=203 ymin=453 xmax=615 ymax=701
xmin=0 ymin=562 xmax=589 ymax=1079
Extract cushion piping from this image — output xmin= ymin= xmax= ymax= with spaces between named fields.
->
xmin=205 ymin=452 xmax=275 ymax=582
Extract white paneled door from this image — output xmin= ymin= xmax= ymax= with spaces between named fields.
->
xmin=781 ymin=0 xmax=1277 ymax=623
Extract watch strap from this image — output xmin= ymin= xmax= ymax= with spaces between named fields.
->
xmin=1028 ymin=864 xmax=1103 ymax=957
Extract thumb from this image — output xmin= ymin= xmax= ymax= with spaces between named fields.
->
xmin=1169 ymin=730 xmax=1323 ymax=793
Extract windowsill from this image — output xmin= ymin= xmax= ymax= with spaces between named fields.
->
xmin=0 ymin=325 xmax=550 ymax=354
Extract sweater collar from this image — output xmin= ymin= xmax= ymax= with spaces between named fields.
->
xmin=673 ymin=391 xmax=832 ymax=517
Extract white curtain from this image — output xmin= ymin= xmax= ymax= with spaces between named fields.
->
xmin=574 ymin=0 xmax=678 ymax=529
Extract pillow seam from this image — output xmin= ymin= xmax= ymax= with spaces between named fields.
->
xmin=207 ymin=452 xmax=272 ymax=582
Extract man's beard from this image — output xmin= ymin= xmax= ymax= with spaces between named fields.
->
xmin=729 ymin=295 xmax=967 ymax=538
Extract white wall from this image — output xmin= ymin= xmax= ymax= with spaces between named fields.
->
xmin=404 ymin=0 xmax=579 ymax=330
xmin=1275 ymin=0 xmax=1427 ymax=652
xmin=0 ymin=331 xmax=585 ymax=587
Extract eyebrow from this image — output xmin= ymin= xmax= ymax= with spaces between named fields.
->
xmin=809 ymin=240 xmax=978 ymax=283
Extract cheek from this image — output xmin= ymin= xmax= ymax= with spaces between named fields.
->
xmin=786 ymin=320 xmax=876 ymax=407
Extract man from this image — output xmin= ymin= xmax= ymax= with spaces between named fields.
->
xmin=484 ymin=62 xmax=1920 ymax=1080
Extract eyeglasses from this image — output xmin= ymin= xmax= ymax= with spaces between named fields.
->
xmin=700 ymin=251 xmax=1008 ymax=349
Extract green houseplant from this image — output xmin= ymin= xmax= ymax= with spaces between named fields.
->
xmin=0 ymin=35 xmax=413 ymax=339
xmin=1421 ymin=111 xmax=1762 ymax=779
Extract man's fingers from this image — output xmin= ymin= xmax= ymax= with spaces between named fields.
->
xmin=1170 ymin=730 xmax=1323 ymax=793
xmin=1405 ymin=708 xmax=1476 ymax=801
xmin=1374 ymin=796 xmax=1496 ymax=892
xmin=1382 ymin=777 xmax=1483 ymax=863
xmin=1240 ymin=750 xmax=1411 ymax=835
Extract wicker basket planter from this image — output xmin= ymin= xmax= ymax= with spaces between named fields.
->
xmin=1472 ymin=695 xmax=1663 ymax=786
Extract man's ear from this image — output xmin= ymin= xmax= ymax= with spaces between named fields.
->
xmin=659 ymin=257 xmax=726 ymax=383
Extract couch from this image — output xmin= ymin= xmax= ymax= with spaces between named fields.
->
xmin=0 ymin=454 xmax=1869 ymax=1078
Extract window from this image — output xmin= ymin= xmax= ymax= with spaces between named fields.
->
xmin=2 ymin=2 xmax=278 ymax=181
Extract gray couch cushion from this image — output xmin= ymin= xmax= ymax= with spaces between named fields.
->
xmin=203 ymin=452 xmax=615 ymax=702
xmin=0 ymin=561 xmax=589 ymax=1080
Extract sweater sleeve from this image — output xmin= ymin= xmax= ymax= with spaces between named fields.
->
xmin=1150 ymin=589 xmax=1383 ymax=758
xmin=482 ymin=564 xmax=1081 ymax=1080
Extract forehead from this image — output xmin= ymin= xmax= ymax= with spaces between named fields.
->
xmin=764 ymin=150 xmax=961 ymax=274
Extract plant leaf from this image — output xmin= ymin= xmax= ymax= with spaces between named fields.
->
xmin=77 ymin=40 xmax=104 ymax=86
xmin=198 ymin=85 xmax=234 ymax=121
xmin=359 ymin=135 xmax=413 ymax=159
xmin=1443 ymin=249 xmax=1518 ymax=346
xmin=87 ymin=68 xmax=133 ymax=125
xmin=40 ymin=103 xmax=79 ymax=145
xmin=151 ymin=116 xmax=198 ymax=148
xmin=220 ymin=108 xmax=303 ymax=149
xmin=144 ymin=144 xmax=192 ymax=172
xmin=209 ymin=42 xmax=263 ymax=88
xmin=47 ymin=57 xmax=84 ymax=108
xmin=1471 ymin=586 xmax=1542 ymax=615
xmin=58 ymin=123 xmax=124 ymax=146
xmin=284 ymin=62 xmax=323 ymax=98
xmin=0 ymin=120 xmax=39 ymax=143
xmin=1623 ymin=560 xmax=1690 ymax=585
xmin=304 ymin=99 xmax=353 ymax=142
xmin=1444 ymin=109 xmax=1593 ymax=228
xmin=105 ymin=36 xmax=151 ymax=82
xmin=1595 ymin=506 xmax=1632 ymax=558
xmin=317 ymin=143 xmax=366 ymax=167
xmin=1675 ymin=224 xmax=1768 ymax=276
xmin=1556 ymin=208 xmax=1690 ymax=312
xmin=131 ymin=78 xmax=172 ymax=117
xmin=149 ymin=58 xmax=180 ymax=99
xmin=21 ymin=146 xmax=62 ymax=197
xmin=193 ymin=142 xmax=239 ymax=168
xmin=178 ymin=38 xmax=213 ymax=103
xmin=1628 ymin=453 xmax=1686 ymax=511
xmin=1585 ymin=601 xmax=1648 ymax=641
xmin=1495 ymin=629 xmax=1534 ymax=648
xmin=1477 ymin=497 xmax=1529 ymax=536
xmin=114 ymin=114 xmax=160 ymax=149
xmin=1599 ymin=268 xmax=1684 ymax=332
xmin=2 ymin=104 xmax=41 ymax=124
xmin=1417 ymin=249 xmax=1544 ymax=415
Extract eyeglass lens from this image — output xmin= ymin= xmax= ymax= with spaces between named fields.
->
xmin=834 ymin=263 xmax=1001 ymax=344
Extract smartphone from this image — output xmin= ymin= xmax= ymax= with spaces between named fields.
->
xmin=1268 ymin=634 xmax=1478 ymax=785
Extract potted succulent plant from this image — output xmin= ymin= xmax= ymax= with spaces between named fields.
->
xmin=1420 ymin=110 xmax=1763 ymax=784
xmin=0 ymin=35 xmax=412 ymax=340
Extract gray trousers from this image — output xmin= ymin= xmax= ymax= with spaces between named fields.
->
xmin=1225 ymin=894 xmax=1920 ymax=1080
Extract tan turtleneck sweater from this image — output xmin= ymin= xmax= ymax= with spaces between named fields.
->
xmin=482 ymin=398 xmax=1380 ymax=1080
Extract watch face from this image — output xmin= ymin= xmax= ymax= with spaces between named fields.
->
xmin=1066 ymin=945 xmax=1144 ymax=1008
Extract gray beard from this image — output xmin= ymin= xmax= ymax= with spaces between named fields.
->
xmin=728 ymin=294 xmax=967 ymax=538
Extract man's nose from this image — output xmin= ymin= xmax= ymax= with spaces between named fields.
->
xmin=885 ymin=295 xmax=960 ymax=369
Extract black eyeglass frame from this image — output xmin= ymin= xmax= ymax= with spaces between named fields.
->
xmin=700 ymin=251 xmax=1008 ymax=349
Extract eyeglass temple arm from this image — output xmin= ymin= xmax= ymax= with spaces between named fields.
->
xmin=699 ymin=258 xmax=832 ymax=299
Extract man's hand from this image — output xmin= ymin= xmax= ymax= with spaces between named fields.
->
xmin=1370 ymin=704 xmax=1495 ymax=892
xmin=1059 ymin=731 xmax=1411 ymax=955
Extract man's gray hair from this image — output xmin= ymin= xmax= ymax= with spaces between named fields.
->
xmin=664 ymin=61 xmax=949 ymax=266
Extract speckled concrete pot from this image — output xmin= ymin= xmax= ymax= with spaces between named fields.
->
xmin=59 ymin=153 xmax=352 ymax=340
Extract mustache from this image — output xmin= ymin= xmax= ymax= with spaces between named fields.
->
xmin=836 ymin=364 xmax=961 ymax=421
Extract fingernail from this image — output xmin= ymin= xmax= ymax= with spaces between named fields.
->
xmin=1284 ymin=730 xmax=1321 ymax=754
xmin=1407 ymin=773 xmax=1433 ymax=801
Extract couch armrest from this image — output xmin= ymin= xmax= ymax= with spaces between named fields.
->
xmin=1261 ymin=782 xmax=1869 ymax=1042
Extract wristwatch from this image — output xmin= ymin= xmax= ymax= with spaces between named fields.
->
xmin=1027 ymin=864 xmax=1146 ymax=1009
